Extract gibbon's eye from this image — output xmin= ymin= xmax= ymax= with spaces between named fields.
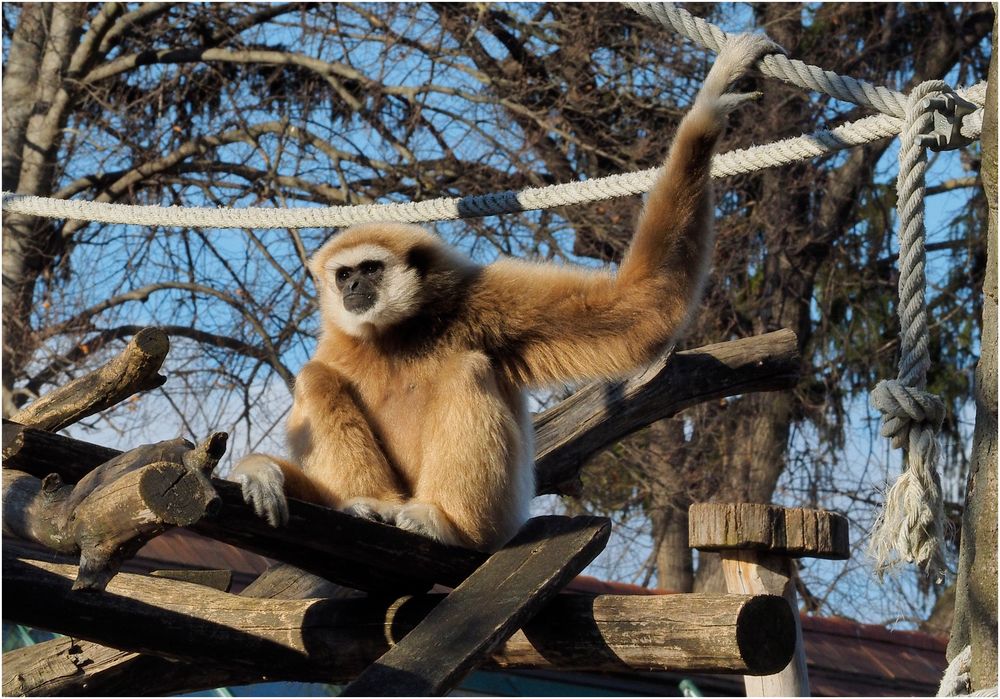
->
xmin=335 ymin=267 xmax=352 ymax=283
xmin=359 ymin=260 xmax=384 ymax=276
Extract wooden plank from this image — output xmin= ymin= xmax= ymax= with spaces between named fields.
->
xmin=340 ymin=515 xmax=611 ymax=697
xmin=689 ymin=502 xmax=849 ymax=559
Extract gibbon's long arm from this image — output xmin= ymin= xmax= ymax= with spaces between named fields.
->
xmin=477 ymin=34 xmax=776 ymax=388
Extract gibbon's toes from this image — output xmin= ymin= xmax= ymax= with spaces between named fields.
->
xmin=395 ymin=502 xmax=462 ymax=546
xmin=340 ymin=497 xmax=398 ymax=524
xmin=343 ymin=501 xmax=384 ymax=523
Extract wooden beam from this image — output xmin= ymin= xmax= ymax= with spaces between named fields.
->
xmin=535 ymin=329 xmax=799 ymax=495
xmin=1 ymin=434 xmax=224 ymax=591
xmin=2 ymin=550 xmax=796 ymax=696
xmin=341 ymin=516 xmax=610 ymax=696
xmin=689 ymin=503 xmax=846 ymax=697
xmin=2 ymin=563 xmax=355 ymax=697
xmin=9 ymin=327 xmax=168 ymax=432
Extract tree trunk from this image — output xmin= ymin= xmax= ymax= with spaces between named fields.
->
xmin=1 ymin=4 xmax=85 ymax=416
xmin=947 ymin=15 xmax=998 ymax=691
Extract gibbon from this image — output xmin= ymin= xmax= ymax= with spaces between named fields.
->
xmin=232 ymin=34 xmax=774 ymax=552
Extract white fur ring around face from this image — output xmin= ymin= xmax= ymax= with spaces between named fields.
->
xmin=232 ymin=455 xmax=289 ymax=527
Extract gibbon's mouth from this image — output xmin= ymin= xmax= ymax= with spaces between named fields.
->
xmin=343 ymin=292 xmax=376 ymax=314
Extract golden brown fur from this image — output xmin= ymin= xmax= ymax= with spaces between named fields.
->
xmin=231 ymin=34 xmax=774 ymax=551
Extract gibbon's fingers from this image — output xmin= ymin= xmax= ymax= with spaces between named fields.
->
xmin=233 ymin=455 xmax=289 ymax=527
xmin=716 ymin=90 xmax=763 ymax=114
xmin=698 ymin=33 xmax=782 ymax=106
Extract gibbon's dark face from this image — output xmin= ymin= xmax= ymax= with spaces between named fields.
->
xmin=317 ymin=241 xmax=423 ymax=337
xmin=334 ymin=260 xmax=385 ymax=314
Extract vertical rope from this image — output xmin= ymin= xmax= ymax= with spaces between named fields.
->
xmin=868 ymin=80 xmax=952 ymax=582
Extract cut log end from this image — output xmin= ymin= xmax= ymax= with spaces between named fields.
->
xmin=138 ymin=462 xmax=220 ymax=525
xmin=130 ymin=327 xmax=170 ymax=360
xmin=737 ymin=594 xmax=797 ymax=675
xmin=689 ymin=502 xmax=850 ymax=560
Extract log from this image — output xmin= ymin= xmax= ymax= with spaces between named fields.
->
xmin=2 ymin=421 xmax=119 ymax=480
xmin=1 ymin=435 xmax=224 ymax=591
xmin=9 ymin=327 xmax=168 ymax=432
xmin=535 ymin=329 xmax=799 ymax=495
xmin=341 ymin=516 xmax=610 ymax=696
xmin=194 ymin=479 xmax=489 ymax=593
xmin=2 ymin=549 xmax=796 ymax=696
xmin=2 ymin=563 xmax=356 ymax=697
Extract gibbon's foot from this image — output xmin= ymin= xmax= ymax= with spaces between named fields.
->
xmin=232 ymin=454 xmax=289 ymax=527
xmin=340 ymin=496 xmax=401 ymax=524
xmin=394 ymin=501 xmax=463 ymax=547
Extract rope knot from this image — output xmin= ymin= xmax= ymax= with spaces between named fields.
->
xmin=870 ymin=379 xmax=945 ymax=449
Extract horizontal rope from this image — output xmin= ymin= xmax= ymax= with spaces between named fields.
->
xmin=0 ymin=105 xmax=954 ymax=229
xmin=1 ymin=3 xmax=985 ymax=230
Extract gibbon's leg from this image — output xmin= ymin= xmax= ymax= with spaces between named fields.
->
xmin=396 ymin=352 xmax=533 ymax=551
xmin=232 ymin=360 xmax=406 ymax=526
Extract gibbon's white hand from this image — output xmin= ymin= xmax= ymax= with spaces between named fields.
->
xmin=233 ymin=454 xmax=289 ymax=527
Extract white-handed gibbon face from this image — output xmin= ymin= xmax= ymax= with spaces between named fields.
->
xmin=318 ymin=243 xmax=422 ymax=337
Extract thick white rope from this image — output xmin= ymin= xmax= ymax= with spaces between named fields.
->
xmin=938 ymin=645 xmax=1000 ymax=697
xmin=1 ymin=96 xmax=985 ymax=229
xmin=625 ymin=2 xmax=908 ymax=115
xmin=622 ymin=2 xmax=987 ymax=140
xmin=868 ymin=80 xmax=956 ymax=583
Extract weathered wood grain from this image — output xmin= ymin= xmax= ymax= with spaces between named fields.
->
xmin=535 ymin=329 xmax=799 ymax=495
xmin=149 ymin=569 xmax=233 ymax=592
xmin=689 ymin=502 xmax=849 ymax=560
xmin=341 ymin=515 xmax=611 ymax=696
xmin=2 ymin=435 xmax=223 ymax=591
xmin=9 ymin=327 xmax=168 ymax=432
xmin=2 ymin=548 xmax=795 ymax=696
xmin=2 ymin=562 xmax=354 ymax=697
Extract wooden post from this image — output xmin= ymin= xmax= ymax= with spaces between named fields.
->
xmin=689 ymin=503 xmax=850 ymax=697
